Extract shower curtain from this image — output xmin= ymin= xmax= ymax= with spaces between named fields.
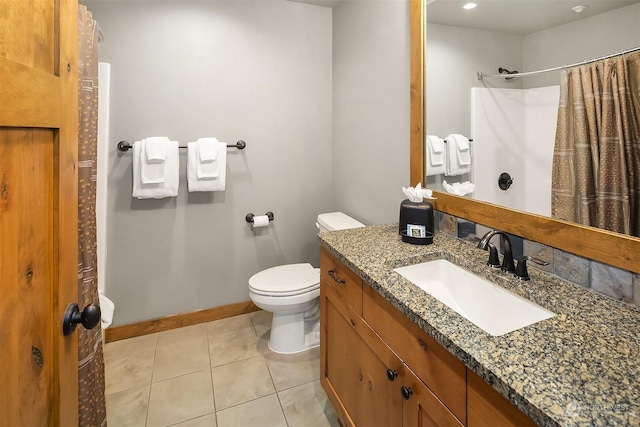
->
xmin=78 ymin=5 xmax=107 ymax=426
xmin=551 ymin=50 xmax=640 ymax=237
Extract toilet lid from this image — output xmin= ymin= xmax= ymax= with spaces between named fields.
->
xmin=249 ymin=263 xmax=319 ymax=295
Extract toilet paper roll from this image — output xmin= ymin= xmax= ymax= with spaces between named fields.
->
xmin=252 ymin=215 xmax=270 ymax=228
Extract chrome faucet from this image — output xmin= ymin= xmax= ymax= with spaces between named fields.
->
xmin=477 ymin=230 xmax=515 ymax=273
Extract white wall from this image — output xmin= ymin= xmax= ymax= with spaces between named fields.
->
xmin=332 ymin=0 xmax=410 ymax=225
xmin=471 ymin=87 xmax=558 ymax=216
xmin=85 ymin=1 xmax=333 ymax=326
xmin=523 ymin=3 xmax=640 ymax=88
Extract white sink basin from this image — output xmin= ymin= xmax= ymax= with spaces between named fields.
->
xmin=394 ymin=259 xmax=555 ymax=336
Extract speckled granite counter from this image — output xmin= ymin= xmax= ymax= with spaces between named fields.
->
xmin=319 ymin=224 xmax=640 ymax=427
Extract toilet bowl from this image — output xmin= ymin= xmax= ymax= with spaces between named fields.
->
xmin=248 ymin=212 xmax=364 ymax=354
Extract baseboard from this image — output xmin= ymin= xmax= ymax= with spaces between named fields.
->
xmin=104 ymin=300 xmax=260 ymax=343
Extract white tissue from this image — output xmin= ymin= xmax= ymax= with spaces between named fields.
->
xmin=442 ymin=180 xmax=475 ymax=196
xmin=402 ymin=182 xmax=435 ymax=202
xmin=252 ymin=215 xmax=270 ymax=228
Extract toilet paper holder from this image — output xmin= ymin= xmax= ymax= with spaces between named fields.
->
xmin=246 ymin=212 xmax=274 ymax=224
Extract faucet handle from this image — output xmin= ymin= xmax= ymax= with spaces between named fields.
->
xmin=515 ymin=256 xmax=549 ymax=281
xmin=486 ymin=243 xmax=501 ymax=268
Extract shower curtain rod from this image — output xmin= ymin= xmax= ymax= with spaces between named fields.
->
xmin=477 ymin=45 xmax=640 ymax=80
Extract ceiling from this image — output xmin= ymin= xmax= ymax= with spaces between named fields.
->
xmin=427 ymin=0 xmax=640 ymax=35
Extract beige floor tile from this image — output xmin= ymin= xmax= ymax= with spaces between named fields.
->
xmin=170 ymin=413 xmax=217 ymax=427
xmin=216 ymin=394 xmax=287 ymax=427
xmin=206 ymin=313 xmax=253 ymax=335
xmin=211 ymin=356 xmax=275 ymax=410
xmin=157 ymin=323 xmax=208 ymax=347
xmin=264 ymin=348 xmax=319 ymax=391
xmin=153 ymin=336 xmax=211 ymax=382
xmin=253 ymin=321 xmax=270 ymax=341
xmin=208 ymin=326 xmax=261 ymax=367
xmin=147 ymin=370 xmax=215 ymax=427
xmin=105 ymin=348 xmax=155 ymax=395
xmin=105 ymin=384 xmax=150 ymax=427
xmin=278 ymin=380 xmax=338 ymax=427
xmin=250 ymin=310 xmax=272 ymax=326
xmin=104 ymin=333 xmax=158 ymax=363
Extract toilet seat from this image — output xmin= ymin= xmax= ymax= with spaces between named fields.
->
xmin=248 ymin=263 xmax=319 ymax=297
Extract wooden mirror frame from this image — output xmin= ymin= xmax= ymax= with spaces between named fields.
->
xmin=409 ymin=0 xmax=640 ymax=274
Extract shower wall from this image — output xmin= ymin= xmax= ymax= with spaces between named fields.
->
xmin=471 ymin=86 xmax=559 ymax=216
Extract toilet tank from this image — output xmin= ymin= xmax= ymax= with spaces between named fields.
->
xmin=316 ymin=212 xmax=365 ymax=233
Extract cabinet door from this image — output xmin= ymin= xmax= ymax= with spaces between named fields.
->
xmin=467 ymin=370 xmax=536 ymax=427
xmin=402 ymin=365 xmax=465 ymax=427
xmin=321 ymin=282 xmax=403 ymax=427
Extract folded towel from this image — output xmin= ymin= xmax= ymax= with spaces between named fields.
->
xmin=445 ymin=134 xmax=472 ymax=176
xmin=426 ymin=135 xmax=446 ymax=176
xmin=132 ymin=140 xmax=179 ymax=199
xmin=196 ymin=137 xmax=220 ymax=178
xmin=140 ymin=137 xmax=171 ymax=184
xmin=145 ymin=136 xmax=171 ymax=161
xmin=197 ymin=137 xmax=218 ymax=162
xmin=187 ymin=140 xmax=227 ymax=192
xmin=442 ymin=180 xmax=475 ymax=196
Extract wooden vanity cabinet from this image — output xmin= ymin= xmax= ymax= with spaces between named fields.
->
xmin=320 ymin=247 xmax=535 ymax=426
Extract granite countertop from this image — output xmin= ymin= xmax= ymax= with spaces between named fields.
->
xmin=318 ymin=224 xmax=640 ymax=427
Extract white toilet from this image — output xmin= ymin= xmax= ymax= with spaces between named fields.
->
xmin=248 ymin=212 xmax=365 ymax=354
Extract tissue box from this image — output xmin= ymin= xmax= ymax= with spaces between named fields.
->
xmin=399 ymin=199 xmax=434 ymax=245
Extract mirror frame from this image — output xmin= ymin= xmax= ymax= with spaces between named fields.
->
xmin=409 ymin=0 xmax=640 ymax=274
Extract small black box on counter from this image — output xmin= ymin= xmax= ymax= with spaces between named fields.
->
xmin=399 ymin=199 xmax=434 ymax=245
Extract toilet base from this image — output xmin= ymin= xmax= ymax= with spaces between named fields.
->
xmin=268 ymin=305 xmax=320 ymax=354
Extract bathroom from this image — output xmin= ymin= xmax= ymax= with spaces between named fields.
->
xmin=85 ymin=0 xmax=409 ymax=425
xmin=80 ymin=1 xmax=640 ymax=426
xmin=2 ymin=0 xmax=640 ymax=425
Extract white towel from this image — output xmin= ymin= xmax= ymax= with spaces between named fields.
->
xmin=187 ymin=140 xmax=227 ymax=192
xmin=98 ymin=293 xmax=115 ymax=329
xmin=442 ymin=180 xmax=475 ymax=196
xmin=196 ymin=137 xmax=220 ymax=178
xmin=132 ymin=140 xmax=180 ymax=199
xmin=426 ymin=135 xmax=446 ymax=176
xmin=445 ymin=134 xmax=472 ymax=176
xmin=140 ymin=136 xmax=172 ymax=184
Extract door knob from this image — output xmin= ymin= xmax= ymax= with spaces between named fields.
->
xmin=62 ymin=303 xmax=101 ymax=336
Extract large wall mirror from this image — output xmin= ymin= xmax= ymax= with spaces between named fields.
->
xmin=409 ymin=0 xmax=640 ymax=274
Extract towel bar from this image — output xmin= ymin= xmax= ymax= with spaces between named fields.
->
xmin=117 ymin=140 xmax=246 ymax=152
xmin=443 ymin=137 xmax=473 ymax=143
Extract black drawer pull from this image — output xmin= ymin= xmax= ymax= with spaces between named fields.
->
xmin=401 ymin=386 xmax=413 ymax=400
xmin=328 ymin=269 xmax=346 ymax=284
xmin=386 ymin=369 xmax=398 ymax=381
xmin=418 ymin=338 xmax=428 ymax=351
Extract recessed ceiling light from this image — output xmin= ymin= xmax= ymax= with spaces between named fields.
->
xmin=463 ymin=2 xmax=478 ymax=9
xmin=571 ymin=5 xmax=589 ymax=13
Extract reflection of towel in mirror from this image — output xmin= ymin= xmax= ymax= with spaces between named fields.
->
xmin=445 ymin=134 xmax=471 ymax=176
xmin=443 ymin=180 xmax=475 ymax=196
xmin=426 ymin=135 xmax=446 ymax=176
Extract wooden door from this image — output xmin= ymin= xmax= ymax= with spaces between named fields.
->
xmin=0 ymin=1 xmax=79 ymax=425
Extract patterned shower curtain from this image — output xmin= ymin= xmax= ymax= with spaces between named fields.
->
xmin=78 ymin=5 xmax=107 ymax=426
xmin=551 ymin=51 xmax=640 ymax=237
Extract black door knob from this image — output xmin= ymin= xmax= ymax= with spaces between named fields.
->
xmin=401 ymin=386 xmax=413 ymax=400
xmin=62 ymin=303 xmax=101 ymax=336
xmin=386 ymin=369 xmax=398 ymax=381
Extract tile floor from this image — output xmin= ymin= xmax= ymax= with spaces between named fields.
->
xmin=104 ymin=311 xmax=338 ymax=427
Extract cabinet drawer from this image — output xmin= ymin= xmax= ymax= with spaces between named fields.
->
xmin=363 ymin=284 xmax=467 ymax=423
xmin=320 ymin=247 xmax=363 ymax=316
